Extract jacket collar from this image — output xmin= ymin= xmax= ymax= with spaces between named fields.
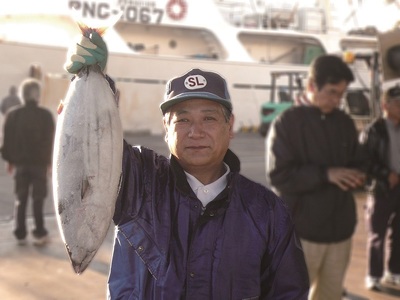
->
xmin=371 ymin=117 xmax=389 ymax=140
xmin=170 ymin=149 xmax=240 ymax=195
xmin=25 ymin=101 xmax=38 ymax=107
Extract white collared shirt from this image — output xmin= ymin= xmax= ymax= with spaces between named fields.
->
xmin=185 ymin=163 xmax=230 ymax=208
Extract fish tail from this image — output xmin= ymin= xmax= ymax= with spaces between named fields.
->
xmin=77 ymin=21 xmax=107 ymax=38
xmin=71 ymin=8 xmax=122 ymax=37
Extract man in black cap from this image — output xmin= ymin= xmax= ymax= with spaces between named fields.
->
xmin=65 ymin=34 xmax=309 ymax=299
xmin=360 ymin=84 xmax=400 ymax=290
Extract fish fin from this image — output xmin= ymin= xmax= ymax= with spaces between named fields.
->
xmin=81 ymin=178 xmax=90 ymax=200
xmin=115 ymin=172 xmax=123 ymax=196
xmin=57 ymin=100 xmax=64 ymax=115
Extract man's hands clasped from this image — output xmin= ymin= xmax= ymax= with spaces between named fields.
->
xmin=327 ymin=167 xmax=366 ymax=191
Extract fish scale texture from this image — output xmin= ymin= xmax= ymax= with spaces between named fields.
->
xmin=52 ymin=67 xmax=123 ymax=273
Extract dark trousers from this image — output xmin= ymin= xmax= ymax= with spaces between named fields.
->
xmin=366 ymin=185 xmax=400 ymax=278
xmin=13 ymin=165 xmax=48 ymax=240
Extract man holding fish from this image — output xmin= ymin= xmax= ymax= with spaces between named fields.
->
xmin=59 ymin=30 xmax=309 ymax=299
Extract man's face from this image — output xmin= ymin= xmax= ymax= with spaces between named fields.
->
xmin=164 ymin=99 xmax=234 ymax=173
xmin=384 ymin=99 xmax=400 ymax=123
xmin=309 ymin=80 xmax=348 ymax=114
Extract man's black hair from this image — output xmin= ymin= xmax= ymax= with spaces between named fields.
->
xmin=309 ymin=55 xmax=354 ymax=90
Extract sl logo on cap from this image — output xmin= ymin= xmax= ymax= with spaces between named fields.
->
xmin=184 ymin=75 xmax=207 ymax=90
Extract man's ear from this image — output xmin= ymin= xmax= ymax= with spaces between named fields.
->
xmin=382 ymin=101 xmax=388 ymax=113
xmin=229 ymin=114 xmax=235 ymax=138
xmin=163 ymin=118 xmax=169 ymax=142
xmin=307 ymin=78 xmax=316 ymax=93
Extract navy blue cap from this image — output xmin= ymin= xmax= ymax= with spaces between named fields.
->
xmin=160 ymin=68 xmax=232 ymax=114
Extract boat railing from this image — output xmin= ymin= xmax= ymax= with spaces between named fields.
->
xmin=217 ymin=2 xmax=333 ymax=34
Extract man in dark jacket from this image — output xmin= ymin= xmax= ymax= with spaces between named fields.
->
xmin=65 ymin=33 xmax=310 ymax=299
xmin=359 ymin=85 xmax=400 ymax=290
xmin=0 ymin=85 xmax=21 ymax=115
xmin=266 ymin=55 xmax=366 ymax=300
xmin=1 ymin=78 xmax=55 ymax=246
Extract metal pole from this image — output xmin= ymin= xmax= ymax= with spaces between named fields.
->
xmin=370 ymin=51 xmax=381 ymax=119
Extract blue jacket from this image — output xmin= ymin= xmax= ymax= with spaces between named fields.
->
xmin=108 ymin=142 xmax=309 ymax=299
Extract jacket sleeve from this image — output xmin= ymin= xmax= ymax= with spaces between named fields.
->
xmin=359 ymin=121 xmax=391 ymax=183
xmin=1 ymin=112 xmax=16 ymax=163
xmin=113 ymin=140 xmax=144 ymax=226
xmin=266 ymin=115 xmax=327 ymax=195
xmin=42 ymin=110 xmax=55 ymax=164
xmin=260 ymin=192 xmax=309 ymax=299
xmin=112 ymin=141 xmax=169 ymax=226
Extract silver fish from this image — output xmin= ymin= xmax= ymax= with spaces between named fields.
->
xmin=52 ymin=61 xmax=123 ymax=274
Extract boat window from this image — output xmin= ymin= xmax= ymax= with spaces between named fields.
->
xmin=239 ymin=33 xmax=326 ymax=65
xmin=345 ymin=90 xmax=370 ymax=116
xmin=115 ymin=22 xmax=226 ymax=59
